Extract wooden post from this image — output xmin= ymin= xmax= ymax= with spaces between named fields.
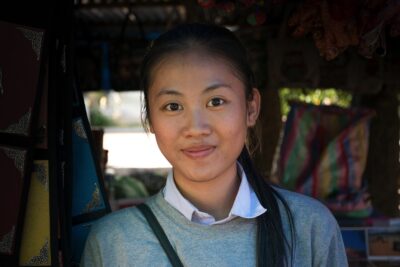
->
xmin=253 ymin=88 xmax=283 ymax=182
xmin=356 ymin=87 xmax=400 ymax=217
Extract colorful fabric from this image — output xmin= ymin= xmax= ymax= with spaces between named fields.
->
xmin=277 ymin=102 xmax=374 ymax=217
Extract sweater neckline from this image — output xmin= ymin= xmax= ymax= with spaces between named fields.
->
xmin=147 ymin=191 xmax=257 ymax=232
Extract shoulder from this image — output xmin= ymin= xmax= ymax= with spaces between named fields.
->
xmin=273 ymin=187 xmax=348 ymax=266
xmin=272 ymin=186 xmax=339 ymax=229
xmin=91 ymin=206 xmax=143 ymax=234
xmin=90 ymin=194 xmax=161 ymax=238
xmin=274 ymin=186 xmax=332 ymax=215
xmin=88 ymin=195 xmax=164 ymax=248
xmin=81 ymin=194 xmax=168 ymax=266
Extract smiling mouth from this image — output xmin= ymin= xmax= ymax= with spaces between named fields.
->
xmin=182 ymin=146 xmax=215 ymax=159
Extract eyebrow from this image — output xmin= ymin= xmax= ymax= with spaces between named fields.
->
xmin=204 ymin=83 xmax=232 ymax=93
xmin=155 ymin=88 xmax=183 ymax=98
xmin=155 ymin=83 xmax=232 ymax=98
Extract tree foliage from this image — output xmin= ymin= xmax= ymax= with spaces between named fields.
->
xmin=279 ymin=88 xmax=352 ymax=117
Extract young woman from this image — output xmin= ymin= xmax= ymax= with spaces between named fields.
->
xmin=81 ymin=23 xmax=347 ymax=267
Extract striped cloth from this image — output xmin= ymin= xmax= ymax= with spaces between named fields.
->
xmin=277 ymin=101 xmax=375 ymax=217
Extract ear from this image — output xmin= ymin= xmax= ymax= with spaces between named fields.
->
xmin=246 ymin=88 xmax=261 ymax=127
xmin=149 ymin=124 xmax=155 ymax=134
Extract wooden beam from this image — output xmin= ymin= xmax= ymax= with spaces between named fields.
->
xmin=75 ymin=0 xmax=183 ymax=9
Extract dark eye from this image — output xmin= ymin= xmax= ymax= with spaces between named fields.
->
xmin=165 ymin=103 xmax=182 ymax=111
xmin=207 ymin=98 xmax=225 ymax=107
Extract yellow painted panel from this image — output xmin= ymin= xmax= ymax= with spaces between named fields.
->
xmin=19 ymin=160 xmax=51 ymax=266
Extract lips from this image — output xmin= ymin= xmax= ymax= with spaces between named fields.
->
xmin=182 ymin=145 xmax=215 ymax=159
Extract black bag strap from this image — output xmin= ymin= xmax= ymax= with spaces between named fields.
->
xmin=137 ymin=203 xmax=184 ymax=267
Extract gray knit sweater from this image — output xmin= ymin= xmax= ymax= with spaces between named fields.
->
xmin=81 ymin=187 xmax=348 ymax=267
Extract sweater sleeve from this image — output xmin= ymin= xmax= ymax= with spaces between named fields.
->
xmin=312 ymin=209 xmax=348 ymax=267
xmin=80 ymin=229 xmax=104 ymax=267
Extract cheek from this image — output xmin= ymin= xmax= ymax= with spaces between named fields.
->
xmin=147 ymin=104 xmax=164 ymax=133
xmin=152 ymin=128 xmax=174 ymax=160
xmin=220 ymin=112 xmax=248 ymax=139
xmin=150 ymin=117 xmax=178 ymax=148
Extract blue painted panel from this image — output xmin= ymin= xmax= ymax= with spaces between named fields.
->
xmin=71 ymin=222 xmax=93 ymax=265
xmin=71 ymin=118 xmax=106 ymax=217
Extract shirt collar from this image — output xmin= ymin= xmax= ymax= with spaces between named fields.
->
xmin=163 ymin=162 xmax=267 ymax=225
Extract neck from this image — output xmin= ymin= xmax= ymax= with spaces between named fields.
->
xmin=173 ymin=165 xmax=241 ymax=221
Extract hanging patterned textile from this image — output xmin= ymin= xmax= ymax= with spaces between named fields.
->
xmin=0 ymin=11 xmax=110 ymax=266
xmin=19 ymin=64 xmax=53 ymax=267
xmin=0 ymin=21 xmax=47 ymax=266
xmin=276 ymin=101 xmax=375 ymax=218
xmin=69 ymin=75 xmax=111 ymax=265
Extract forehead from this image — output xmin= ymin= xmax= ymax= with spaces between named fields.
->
xmin=149 ymin=51 xmax=243 ymax=88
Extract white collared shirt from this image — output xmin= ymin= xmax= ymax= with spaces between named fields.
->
xmin=163 ymin=163 xmax=267 ymax=225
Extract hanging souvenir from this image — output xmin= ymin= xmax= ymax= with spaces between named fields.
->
xmin=198 ymin=0 xmax=215 ymax=9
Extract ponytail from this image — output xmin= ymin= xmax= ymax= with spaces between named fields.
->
xmin=238 ymin=147 xmax=295 ymax=267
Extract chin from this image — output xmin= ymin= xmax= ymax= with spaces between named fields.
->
xmin=177 ymin=167 xmax=218 ymax=183
xmin=186 ymin=171 xmax=215 ymax=182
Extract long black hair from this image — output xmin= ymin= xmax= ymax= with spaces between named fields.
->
xmin=140 ymin=23 xmax=295 ymax=267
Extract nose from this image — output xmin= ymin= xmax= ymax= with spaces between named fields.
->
xmin=182 ymin=108 xmax=212 ymax=137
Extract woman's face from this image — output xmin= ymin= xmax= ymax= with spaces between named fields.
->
xmin=147 ymin=52 xmax=260 ymax=186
